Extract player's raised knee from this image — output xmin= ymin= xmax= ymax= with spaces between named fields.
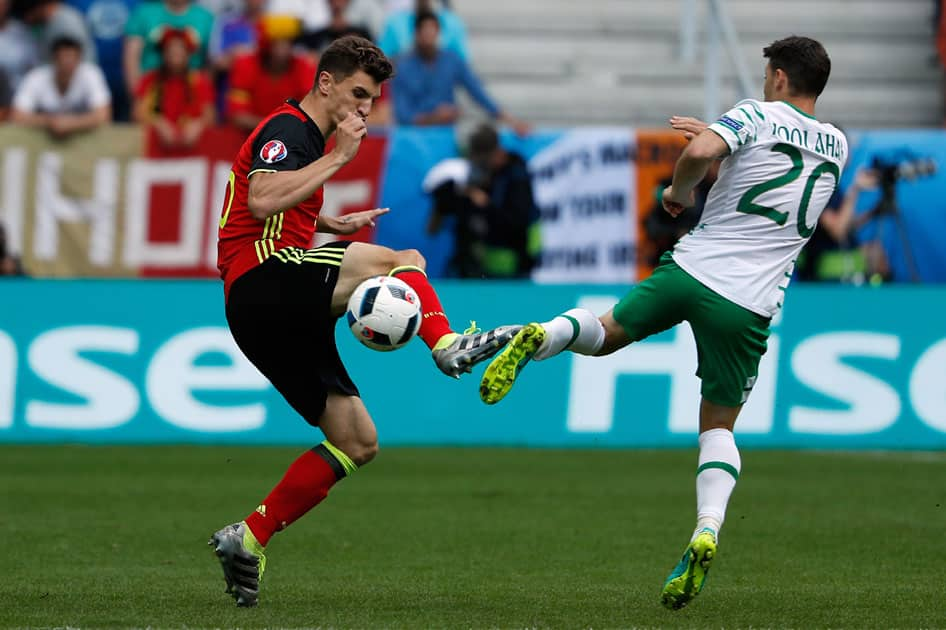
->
xmin=393 ymin=248 xmax=426 ymax=272
xmin=595 ymin=312 xmax=632 ymax=356
xmin=346 ymin=439 xmax=379 ymax=466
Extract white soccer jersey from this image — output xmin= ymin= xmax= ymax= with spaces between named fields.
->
xmin=672 ymin=99 xmax=848 ymax=317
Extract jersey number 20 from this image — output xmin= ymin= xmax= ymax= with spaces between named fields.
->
xmin=737 ymin=142 xmax=839 ymax=237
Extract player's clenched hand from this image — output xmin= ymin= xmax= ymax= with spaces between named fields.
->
xmin=334 ymin=112 xmax=368 ymax=164
xmin=670 ymin=116 xmax=708 ymax=141
xmin=662 ymin=185 xmax=695 ymax=218
xmin=330 ymin=207 xmax=390 ymax=234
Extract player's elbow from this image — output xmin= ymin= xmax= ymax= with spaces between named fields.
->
xmin=684 ymin=132 xmax=728 ymax=162
xmin=247 ymin=191 xmax=272 ymax=221
xmin=683 ymin=142 xmax=720 ymax=163
xmin=247 ymin=202 xmax=268 ymax=221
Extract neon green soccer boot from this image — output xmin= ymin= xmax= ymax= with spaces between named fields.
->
xmin=660 ymin=528 xmax=717 ymax=610
xmin=479 ymin=323 xmax=547 ymax=405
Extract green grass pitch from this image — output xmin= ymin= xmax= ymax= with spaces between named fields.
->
xmin=1 ymin=445 xmax=943 ymax=628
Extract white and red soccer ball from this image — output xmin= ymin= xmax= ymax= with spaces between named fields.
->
xmin=346 ymin=276 xmax=421 ymax=351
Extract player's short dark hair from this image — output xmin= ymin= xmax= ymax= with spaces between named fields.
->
xmin=763 ymin=35 xmax=831 ymax=97
xmin=414 ymin=9 xmax=439 ymax=30
xmin=316 ymin=35 xmax=393 ymax=85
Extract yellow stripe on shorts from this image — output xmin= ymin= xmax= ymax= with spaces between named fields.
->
xmin=302 ymin=257 xmax=342 ymax=266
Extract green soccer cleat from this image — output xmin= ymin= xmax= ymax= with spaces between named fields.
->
xmin=660 ymin=528 xmax=717 ymax=610
xmin=479 ymin=323 xmax=546 ymax=405
xmin=209 ymin=521 xmax=267 ymax=607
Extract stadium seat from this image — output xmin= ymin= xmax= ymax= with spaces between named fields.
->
xmin=456 ymin=0 xmax=940 ymax=128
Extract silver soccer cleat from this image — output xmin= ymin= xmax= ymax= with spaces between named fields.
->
xmin=432 ymin=324 xmax=523 ymax=378
xmin=208 ymin=522 xmax=266 ymax=607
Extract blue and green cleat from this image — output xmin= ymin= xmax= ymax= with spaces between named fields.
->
xmin=479 ymin=323 xmax=547 ymax=405
xmin=660 ymin=528 xmax=717 ymax=610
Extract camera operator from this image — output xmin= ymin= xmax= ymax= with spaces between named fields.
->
xmin=850 ymin=152 xmax=936 ymax=282
xmin=424 ymin=157 xmax=484 ymax=278
xmin=462 ymin=124 xmax=540 ymax=279
xmin=425 ymin=124 xmax=540 ymax=279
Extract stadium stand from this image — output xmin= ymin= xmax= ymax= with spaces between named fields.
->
xmin=456 ymin=0 xmax=941 ymax=128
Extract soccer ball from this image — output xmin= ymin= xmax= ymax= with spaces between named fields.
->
xmin=346 ymin=276 xmax=422 ymax=351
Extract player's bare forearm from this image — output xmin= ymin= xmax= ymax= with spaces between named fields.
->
xmin=670 ymin=130 xmax=728 ymax=197
xmin=316 ymin=214 xmax=345 ymax=234
xmin=248 ymin=112 xmax=367 ymax=221
xmin=317 ymin=208 xmax=389 ymax=234
xmin=670 ymin=153 xmax=713 ymax=199
xmin=247 ymin=151 xmax=348 ymax=220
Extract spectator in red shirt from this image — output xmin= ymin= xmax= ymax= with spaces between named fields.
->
xmin=226 ymin=14 xmax=315 ymax=132
xmin=133 ymin=27 xmax=215 ymax=149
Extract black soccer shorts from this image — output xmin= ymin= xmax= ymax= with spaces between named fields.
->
xmin=225 ymin=241 xmax=359 ymax=427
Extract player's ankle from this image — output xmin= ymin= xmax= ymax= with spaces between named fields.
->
xmin=432 ymin=332 xmax=458 ymax=350
xmin=693 ymin=517 xmax=721 ymax=540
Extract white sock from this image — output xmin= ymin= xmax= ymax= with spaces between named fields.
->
xmin=693 ymin=428 xmax=740 ymax=540
xmin=533 ymin=308 xmax=605 ymax=360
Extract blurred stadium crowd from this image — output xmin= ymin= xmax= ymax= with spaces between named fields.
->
xmin=0 ymin=0 xmax=522 ymax=135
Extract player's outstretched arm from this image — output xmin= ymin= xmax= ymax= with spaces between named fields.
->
xmin=248 ymin=153 xmax=347 ymax=220
xmin=663 ymin=130 xmax=729 ymax=217
xmin=248 ymin=113 xmax=367 ymax=221
xmin=317 ymin=208 xmax=390 ymax=234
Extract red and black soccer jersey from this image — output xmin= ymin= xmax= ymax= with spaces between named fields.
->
xmin=217 ymin=99 xmax=326 ymax=299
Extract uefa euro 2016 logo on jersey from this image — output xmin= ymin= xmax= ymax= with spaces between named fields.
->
xmin=717 ymin=115 xmax=744 ymax=133
xmin=260 ymin=140 xmax=288 ymax=163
